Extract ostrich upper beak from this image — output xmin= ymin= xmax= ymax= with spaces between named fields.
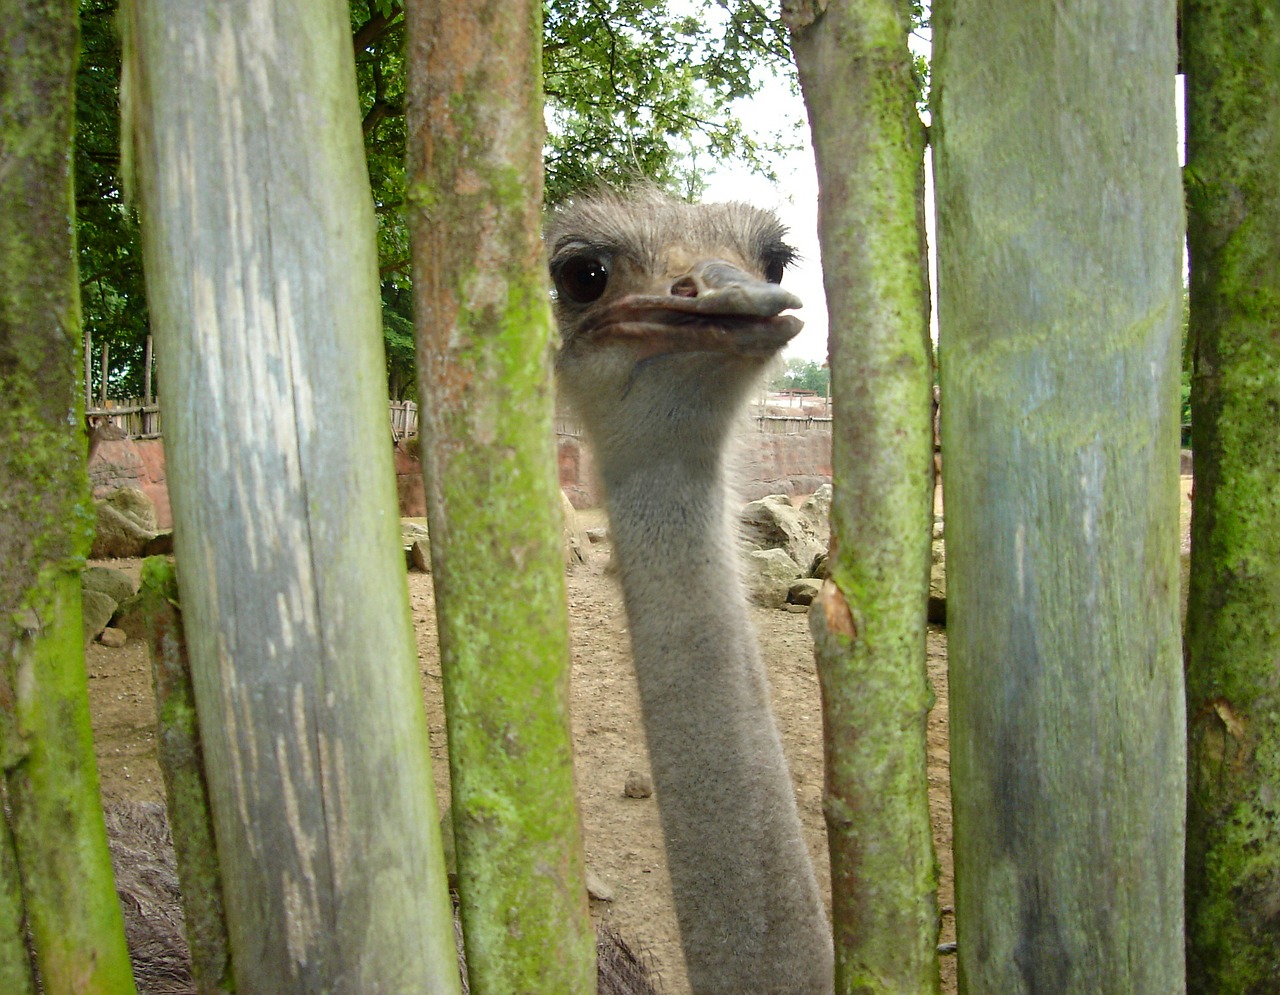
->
xmin=581 ymin=260 xmax=804 ymax=358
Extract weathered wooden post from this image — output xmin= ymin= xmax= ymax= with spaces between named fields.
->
xmin=933 ymin=2 xmax=1186 ymax=992
xmin=784 ymin=1 xmax=939 ymax=992
xmin=122 ymin=0 xmax=460 ymax=989
xmin=1183 ymin=2 xmax=1280 ymax=990
xmin=0 ymin=1 xmax=137 ymax=990
xmin=405 ymin=1 xmax=597 ymax=991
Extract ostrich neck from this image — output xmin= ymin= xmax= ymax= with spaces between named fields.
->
xmin=598 ymin=441 xmax=833 ymax=995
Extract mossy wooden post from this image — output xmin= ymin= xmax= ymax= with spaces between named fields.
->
xmin=0 ymin=1 xmax=137 ymax=991
xmin=932 ymin=2 xmax=1186 ymax=992
xmin=404 ymin=2 xmax=596 ymax=992
xmin=137 ymin=558 xmax=233 ymax=995
xmin=1183 ymin=3 xmax=1280 ymax=990
xmin=121 ymin=1 xmax=460 ymax=990
xmin=783 ymin=2 xmax=938 ymax=992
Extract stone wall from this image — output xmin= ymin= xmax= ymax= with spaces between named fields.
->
xmin=557 ymin=427 xmax=833 ymax=509
xmin=89 ymin=438 xmax=172 ymax=529
xmin=86 ymin=427 xmax=834 ymax=523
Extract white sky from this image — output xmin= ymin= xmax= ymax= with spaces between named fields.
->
xmin=699 ymin=38 xmax=1184 ymax=367
xmin=701 ymin=81 xmax=829 ymax=363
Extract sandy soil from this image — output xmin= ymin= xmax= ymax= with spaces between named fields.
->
xmin=88 ymin=516 xmax=956 ymax=994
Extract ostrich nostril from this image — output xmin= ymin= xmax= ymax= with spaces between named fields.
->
xmin=670 ymin=276 xmax=699 ymax=298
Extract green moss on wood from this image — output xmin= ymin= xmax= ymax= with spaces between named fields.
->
xmin=407 ymin=3 xmax=596 ymax=991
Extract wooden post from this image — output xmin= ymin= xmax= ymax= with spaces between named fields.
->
xmin=785 ymin=1 xmax=939 ymax=991
xmin=933 ymin=2 xmax=1186 ymax=991
xmin=405 ymin=1 xmax=597 ymax=991
xmin=1183 ymin=2 xmax=1280 ymax=990
xmin=84 ymin=327 xmax=93 ymax=410
xmin=122 ymin=0 xmax=461 ymax=990
xmin=143 ymin=333 xmax=153 ymax=404
xmin=0 ymin=0 xmax=137 ymax=990
xmin=99 ymin=341 xmax=109 ymax=406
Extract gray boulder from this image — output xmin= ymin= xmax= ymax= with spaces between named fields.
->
xmin=744 ymin=547 xmax=803 ymax=609
xmin=787 ymin=577 xmax=824 ymax=607
xmin=83 ymin=589 xmax=118 ymax=642
xmin=83 ymin=565 xmax=137 ymax=605
xmin=739 ymin=493 xmax=826 ymax=573
xmin=91 ymin=495 xmax=157 ymax=559
xmin=104 ymin=486 xmax=158 ymax=532
xmin=928 ymin=534 xmax=946 ymax=624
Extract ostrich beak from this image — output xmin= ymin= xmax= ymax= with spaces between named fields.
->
xmin=584 ymin=260 xmax=804 ymax=358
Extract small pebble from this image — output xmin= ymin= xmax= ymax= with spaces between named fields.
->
xmin=99 ymin=627 xmax=128 ymax=648
xmin=623 ymin=770 xmax=653 ymax=799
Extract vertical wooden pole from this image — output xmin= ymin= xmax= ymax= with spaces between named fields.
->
xmin=0 ymin=0 xmax=137 ymax=990
xmin=405 ymin=1 xmax=597 ymax=992
xmin=123 ymin=0 xmax=461 ymax=990
xmin=933 ymin=2 xmax=1186 ymax=992
xmin=1183 ymin=2 xmax=1280 ymax=990
xmin=785 ymin=2 xmax=939 ymax=991
xmin=99 ymin=341 xmax=109 ymax=405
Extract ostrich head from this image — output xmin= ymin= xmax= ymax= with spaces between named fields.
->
xmin=546 ymin=190 xmax=833 ymax=994
xmin=548 ymin=189 xmax=803 ymax=453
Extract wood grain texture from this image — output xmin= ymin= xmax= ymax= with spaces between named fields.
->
xmin=124 ymin=1 xmax=459 ymax=990
xmin=786 ymin=1 xmax=940 ymax=991
xmin=933 ymin=2 xmax=1186 ymax=992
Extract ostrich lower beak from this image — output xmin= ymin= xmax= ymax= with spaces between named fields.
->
xmin=582 ymin=261 xmax=804 ymax=358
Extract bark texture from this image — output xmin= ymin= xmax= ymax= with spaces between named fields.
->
xmin=138 ymin=558 xmax=233 ymax=995
xmin=784 ymin=1 xmax=939 ymax=992
xmin=122 ymin=1 xmax=460 ymax=990
xmin=0 ymin=1 xmax=137 ymax=990
xmin=932 ymin=2 xmax=1186 ymax=992
xmin=405 ymin=2 xmax=596 ymax=992
xmin=1183 ymin=3 xmax=1280 ymax=991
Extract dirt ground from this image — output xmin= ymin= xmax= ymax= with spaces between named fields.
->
xmin=87 ymin=511 xmax=957 ymax=995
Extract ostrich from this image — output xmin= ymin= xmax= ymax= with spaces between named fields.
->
xmin=549 ymin=190 xmax=834 ymax=994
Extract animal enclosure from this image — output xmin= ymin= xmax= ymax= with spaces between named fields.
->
xmin=7 ymin=1 xmax=1271 ymax=994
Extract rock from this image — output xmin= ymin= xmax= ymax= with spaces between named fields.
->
xmin=787 ymin=578 xmax=823 ymax=606
xmin=401 ymin=521 xmax=431 ymax=571
xmin=586 ymin=868 xmax=615 ymax=902
xmin=585 ymin=527 xmax=609 ymax=544
xmin=562 ymin=491 xmax=590 ymax=567
xmin=623 ymin=770 xmax=653 ymax=799
xmin=809 ymin=551 xmax=829 ymax=580
xmin=83 ymin=589 xmax=118 ymax=642
xmin=928 ymin=535 xmax=946 ymax=625
xmin=409 ymin=539 xmax=432 ymax=573
xmin=83 ymin=565 xmax=137 ymax=605
xmin=99 ymin=627 xmax=128 ymax=648
xmin=91 ymin=500 xmax=156 ymax=559
xmin=103 ymin=486 xmax=159 ymax=532
xmin=784 ymin=603 xmax=810 ymax=613
xmin=740 ymin=493 xmax=826 ymax=572
xmin=744 ymin=548 xmax=803 ymax=609
xmin=112 ymin=593 xmax=151 ymax=641
xmin=143 ymin=531 xmax=175 ymax=556
xmin=798 ymin=484 xmax=832 ymax=540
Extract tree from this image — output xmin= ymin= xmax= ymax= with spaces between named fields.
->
xmin=0 ymin=0 xmax=138 ymax=990
xmin=404 ymin=1 xmax=596 ymax=990
xmin=933 ymin=1 xmax=1186 ymax=991
xmin=770 ymin=357 xmax=831 ymax=395
xmin=73 ymin=0 xmax=800 ymax=403
xmin=122 ymin=0 xmax=460 ymax=988
xmin=77 ymin=0 xmax=149 ymax=399
xmin=784 ymin=1 xmax=938 ymax=991
xmin=1182 ymin=3 xmax=1280 ymax=991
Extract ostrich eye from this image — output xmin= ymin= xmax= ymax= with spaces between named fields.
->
xmin=761 ymin=248 xmax=793 ymax=285
xmin=554 ymin=254 xmax=611 ymax=303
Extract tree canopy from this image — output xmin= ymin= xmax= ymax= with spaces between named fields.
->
xmin=770 ymin=356 xmax=830 ymax=395
xmin=74 ymin=0 xmax=800 ymax=401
